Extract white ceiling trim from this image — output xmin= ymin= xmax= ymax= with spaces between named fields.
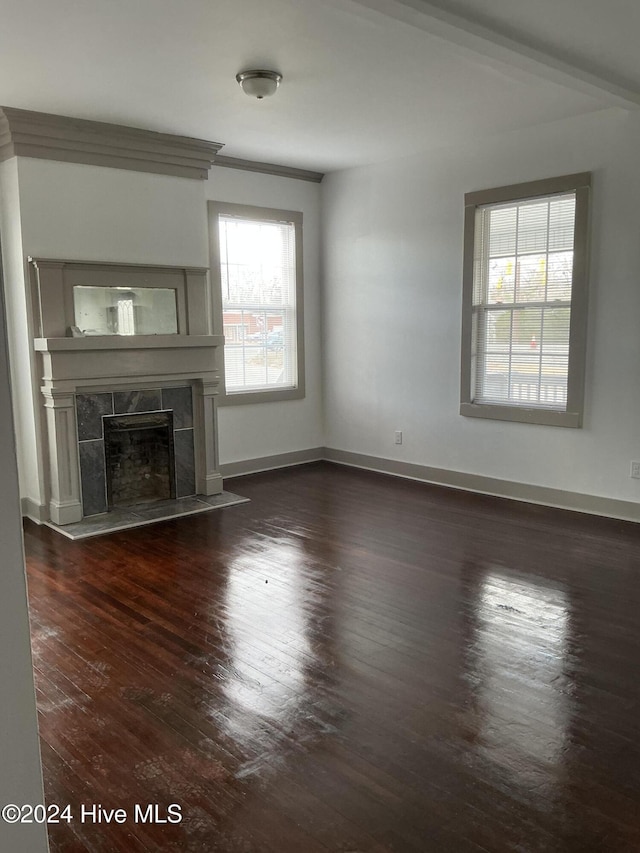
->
xmin=346 ymin=0 xmax=640 ymax=108
xmin=0 ymin=107 xmax=324 ymax=183
xmin=214 ymin=155 xmax=323 ymax=184
xmin=0 ymin=107 xmax=223 ymax=179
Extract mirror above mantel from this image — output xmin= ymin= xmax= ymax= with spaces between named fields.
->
xmin=29 ymin=257 xmax=213 ymax=339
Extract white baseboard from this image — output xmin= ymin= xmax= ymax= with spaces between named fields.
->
xmin=25 ymin=447 xmax=640 ymax=526
xmin=323 ymin=448 xmax=640 ymax=524
xmin=220 ymin=447 xmax=324 ymax=478
xmin=21 ymin=498 xmax=48 ymax=524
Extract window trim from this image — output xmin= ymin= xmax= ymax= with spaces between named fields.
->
xmin=208 ymin=201 xmax=305 ymax=405
xmin=460 ymin=172 xmax=591 ymax=428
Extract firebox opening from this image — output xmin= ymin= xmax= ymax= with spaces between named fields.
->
xmin=103 ymin=411 xmax=176 ymax=509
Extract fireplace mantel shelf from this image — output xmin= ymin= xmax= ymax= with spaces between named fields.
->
xmin=34 ymin=334 xmax=223 ymax=352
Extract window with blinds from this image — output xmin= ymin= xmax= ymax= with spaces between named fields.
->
xmin=461 ymin=174 xmax=590 ymax=427
xmin=214 ymin=207 xmax=303 ymax=401
xmin=473 ymin=192 xmax=575 ymax=407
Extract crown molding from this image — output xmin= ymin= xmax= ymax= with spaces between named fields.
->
xmin=349 ymin=0 xmax=640 ymax=108
xmin=0 ymin=106 xmax=325 ymax=183
xmin=214 ymin=154 xmax=324 ymax=183
xmin=0 ymin=107 xmax=224 ymax=179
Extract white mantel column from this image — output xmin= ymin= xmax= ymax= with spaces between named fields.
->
xmin=42 ymin=386 xmax=83 ymax=524
xmin=195 ymin=378 xmax=223 ymax=496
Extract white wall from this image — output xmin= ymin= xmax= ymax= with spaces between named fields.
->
xmin=16 ymin=158 xmax=208 ymax=266
xmin=205 ymin=167 xmax=323 ymax=465
xmin=14 ymin=105 xmax=637 ymax=510
xmin=0 ymin=284 xmax=48 ymax=851
xmin=322 ymin=108 xmax=640 ymax=504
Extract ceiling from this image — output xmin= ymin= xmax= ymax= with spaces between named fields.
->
xmin=0 ymin=0 xmax=637 ymax=174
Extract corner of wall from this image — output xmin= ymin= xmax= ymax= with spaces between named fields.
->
xmin=0 ymin=158 xmax=47 ymax=508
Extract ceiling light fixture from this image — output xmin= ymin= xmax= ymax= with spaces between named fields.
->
xmin=236 ymin=69 xmax=282 ymax=100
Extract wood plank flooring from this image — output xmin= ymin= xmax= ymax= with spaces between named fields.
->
xmin=24 ymin=461 xmax=640 ymax=851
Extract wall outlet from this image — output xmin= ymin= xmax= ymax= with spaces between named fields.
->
xmin=395 ymin=430 xmax=403 ymax=445
xmin=631 ymin=461 xmax=640 ymax=479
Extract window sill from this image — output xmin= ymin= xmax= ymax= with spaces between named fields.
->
xmin=220 ymin=386 xmax=305 ymax=406
xmin=460 ymin=402 xmax=581 ymax=428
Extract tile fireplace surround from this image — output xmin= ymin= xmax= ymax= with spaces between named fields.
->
xmin=78 ymin=388 xmax=192 ymax=517
xmin=31 ymin=258 xmax=224 ymax=526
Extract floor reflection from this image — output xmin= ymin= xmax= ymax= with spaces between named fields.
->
xmin=467 ymin=568 xmax=572 ymax=791
xmin=223 ymin=540 xmax=311 ymax=718
xmin=215 ymin=535 xmax=338 ymax=776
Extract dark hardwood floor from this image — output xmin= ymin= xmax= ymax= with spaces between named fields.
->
xmin=24 ymin=461 xmax=640 ymax=852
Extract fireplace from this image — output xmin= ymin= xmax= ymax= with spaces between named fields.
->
xmin=74 ymin=386 xmax=200 ymax=518
xmin=104 ymin=411 xmax=175 ymax=509
xmin=31 ymin=258 xmax=225 ymax=526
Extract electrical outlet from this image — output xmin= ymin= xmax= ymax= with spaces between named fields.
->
xmin=631 ymin=461 xmax=640 ymax=479
xmin=395 ymin=430 xmax=403 ymax=445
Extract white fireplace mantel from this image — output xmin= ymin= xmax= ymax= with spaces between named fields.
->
xmin=35 ymin=334 xmax=223 ymax=385
xmin=29 ymin=257 xmax=226 ymax=526
xmin=35 ymin=335 xmax=224 ymax=526
xmin=29 ymin=257 xmax=227 ymax=526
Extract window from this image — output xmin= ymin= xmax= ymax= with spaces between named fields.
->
xmin=460 ymin=173 xmax=590 ymax=427
xmin=209 ymin=202 xmax=305 ymax=404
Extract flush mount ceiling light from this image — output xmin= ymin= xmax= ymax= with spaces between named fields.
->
xmin=236 ymin=69 xmax=282 ymax=100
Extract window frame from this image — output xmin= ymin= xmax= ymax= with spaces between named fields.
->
xmin=460 ymin=172 xmax=591 ymax=428
xmin=208 ymin=201 xmax=305 ymax=405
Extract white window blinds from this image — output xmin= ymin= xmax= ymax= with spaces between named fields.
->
xmin=472 ymin=192 xmax=576 ymax=410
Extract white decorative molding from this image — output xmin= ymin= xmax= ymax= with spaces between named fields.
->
xmin=42 ymin=387 xmax=83 ymax=525
xmin=214 ymin=154 xmax=324 ymax=184
xmin=35 ymin=336 xmax=223 ymax=386
xmin=0 ymin=107 xmax=324 ymax=184
xmin=0 ymin=107 xmax=223 ymax=179
xmin=195 ymin=379 xmax=223 ymax=496
xmin=349 ymin=0 xmax=640 ymax=108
